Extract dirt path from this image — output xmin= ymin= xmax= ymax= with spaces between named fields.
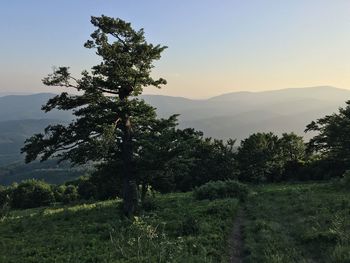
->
xmin=228 ymin=208 xmax=244 ymax=263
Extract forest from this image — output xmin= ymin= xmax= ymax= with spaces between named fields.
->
xmin=1 ymin=15 xmax=350 ymax=263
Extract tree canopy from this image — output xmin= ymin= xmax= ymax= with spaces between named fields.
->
xmin=306 ymin=100 xmax=350 ymax=173
xmin=21 ymin=15 xmax=168 ymax=217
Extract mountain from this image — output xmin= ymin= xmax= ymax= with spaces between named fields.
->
xmin=0 ymin=119 xmax=68 ymax=166
xmin=0 ymin=93 xmax=71 ymax=121
xmin=142 ymin=86 xmax=350 ymax=140
xmin=0 ymin=86 xmax=349 ymax=168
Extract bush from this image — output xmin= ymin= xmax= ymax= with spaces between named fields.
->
xmin=88 ymin=164 xmax=122 ymax=200
xmin=52 ymin=185 xmax=67 ymax=203
xmin=11 ymin=180 xmax=55 ymax=209
xmin=193 ymin=180 xmax=249 ymax=201
xmin=77 ymin=177 xmax=97 ymax=200
xmin=62 ymin=185 xmax=79 ymax=204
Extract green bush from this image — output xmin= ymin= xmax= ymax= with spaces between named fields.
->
xmin=77 ymin=177 xmax=97 ymax=200
xmin=193 ymin=180 xmax=249 ymax=201
xmin=52 ymin=185 xmax=66 ymax=203
xmin=11 ymin=180 xmax=55 ymax=209
xmin=62 ymin=185 xmax=79 ymax=204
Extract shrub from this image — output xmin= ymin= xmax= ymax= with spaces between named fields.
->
xmin=193 ymin=180 xmax=249 ymax=201
xmin=88 ymin=165 xmax=122 ymax=200
xmin=77 ymin=177 xmax=97 ymax=200
xmin=11 ymin=179 xmax=55 ymax=209
xmin=62 ymin=185 xmax=79 ymax=204
xmin=52 ymin=185 xmax=66 ymax=203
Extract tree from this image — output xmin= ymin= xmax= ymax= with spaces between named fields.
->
xmin=173 ymin=137 xmax=237 ymax=191
xmin=21 ymin=16 xmax=167 ymax=217
xmin=11 ymin=180 xmax=55 ymax=209
xmin=236 ymin=132 xmax=308 ymax=182
xmin=236 ymin=132 xmax=281 ymax=182
xmin=305 ymin=101 xmax=350 ymax=174
xmin=278 ymin=133 xmax=306 ymax=162
xmin=278 ymin=132 xmax=306 ymax=180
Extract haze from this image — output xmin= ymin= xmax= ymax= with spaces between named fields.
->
xmin=1 ymin=0 xmax=350 ymax=98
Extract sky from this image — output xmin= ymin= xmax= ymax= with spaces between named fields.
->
xmin=1 ymin=0 xmax=350 ymax=99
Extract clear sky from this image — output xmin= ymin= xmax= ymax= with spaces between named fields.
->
xmin=1 ymin=0 xmax=350 ymax=98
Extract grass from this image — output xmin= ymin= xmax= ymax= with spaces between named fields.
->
xmin=243 ymin=182 xmax=350 ymax=263
xmin=2 ymin=181 xmax=349 ymax=263
xmin=0 ymin=192 xmax=239 ymax=263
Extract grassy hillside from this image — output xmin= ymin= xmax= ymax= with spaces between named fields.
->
xmin=1 ymin=181 xmax=350 ymax=262
xmin=0 ymin=192 xmax=239 ymax=263
xmin=244 ymin=182 xmax=350 ymax=262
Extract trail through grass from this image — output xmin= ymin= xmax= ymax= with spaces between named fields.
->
xmin=243 ymin=182 xmax=350 ymax=263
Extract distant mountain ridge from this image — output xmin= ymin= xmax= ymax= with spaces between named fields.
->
xmin=0 ymin=93 xmax=72 ymax=121
xmin=0 ymin=86 xmax=349 ymax=168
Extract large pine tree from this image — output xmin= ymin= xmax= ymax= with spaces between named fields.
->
xmin=21 ymin=15 xmax=167 ymax=217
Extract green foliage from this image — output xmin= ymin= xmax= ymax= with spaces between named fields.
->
xmin=77 ymin=176 xmax=97 ymax=200
xmin=0 ymin=192 xmax=239 ymax=262
xmin=21 ymin=16 xmax=167 ymax=165
xmin=236 ymin=132 xmax=282 ymax=182
xmin=244 ymin=183 xmax=350 ymax=262
xmin=306 ymin=101 xmax=350 ymax=174
xmin=20 ymin=15 xmax=169 ymax=216
xmin=278 ymin=132 xmax=306 ymax=162
xmin=194 ymin=180 xmax=249 ymax=201
xmin=0 ymin=185 xmax=8 ymax=207
xmin=236 ymin=132 xmax=307 ymax=182
xmin=170 ymin=132 xmax=237 ymax=192
xmin=0 ymin=185 xmax=10 ymax=219
xmin=62 ymin=185 xmax=79 ymax=204
xmin=109 ymin=217 xmax=187 ymax=262
xmin=11 ymin=179 xmax=55 ymax=209
xmin=140 ymin=196 xmax=158 ymax=212
xmin=52 ymin=185 xmax=66 ymax=203
xmin=87 ymin=163 xmax=122 ymax=200
xmin=341 ymin=170 xmax=350 ymax=188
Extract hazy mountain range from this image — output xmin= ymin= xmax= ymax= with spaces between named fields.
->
xmin=142 ymin=86 xmax=349 ymax=140
xmin=0 ymin=86 xmax=349 ymax=168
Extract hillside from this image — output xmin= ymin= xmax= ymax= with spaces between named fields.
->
xmin=0 ymin=119 xmax=67 ymax=166
xmin=143 ymin=86 xmax=350 ymax=140
xmin=1 ymin=182 xmax=349 ymax=262
xmin=0 ymin=86 xmax=349 ymax=166
xmin=0 ymin=93 xmax=72 ymax=122
xmin=0 ymin=192 xmax=239 ymax=262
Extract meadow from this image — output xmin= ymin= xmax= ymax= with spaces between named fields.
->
xmin=1 ymin=181 xmax=350 ymax=262
xmin=0 ymin=192 xmax=239 ymax=263
xmin=244 ymin=182 xmax=350 ymax=263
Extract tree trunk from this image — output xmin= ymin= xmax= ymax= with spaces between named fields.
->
xmin=121 ymin=113 xmax=138 ymax=218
